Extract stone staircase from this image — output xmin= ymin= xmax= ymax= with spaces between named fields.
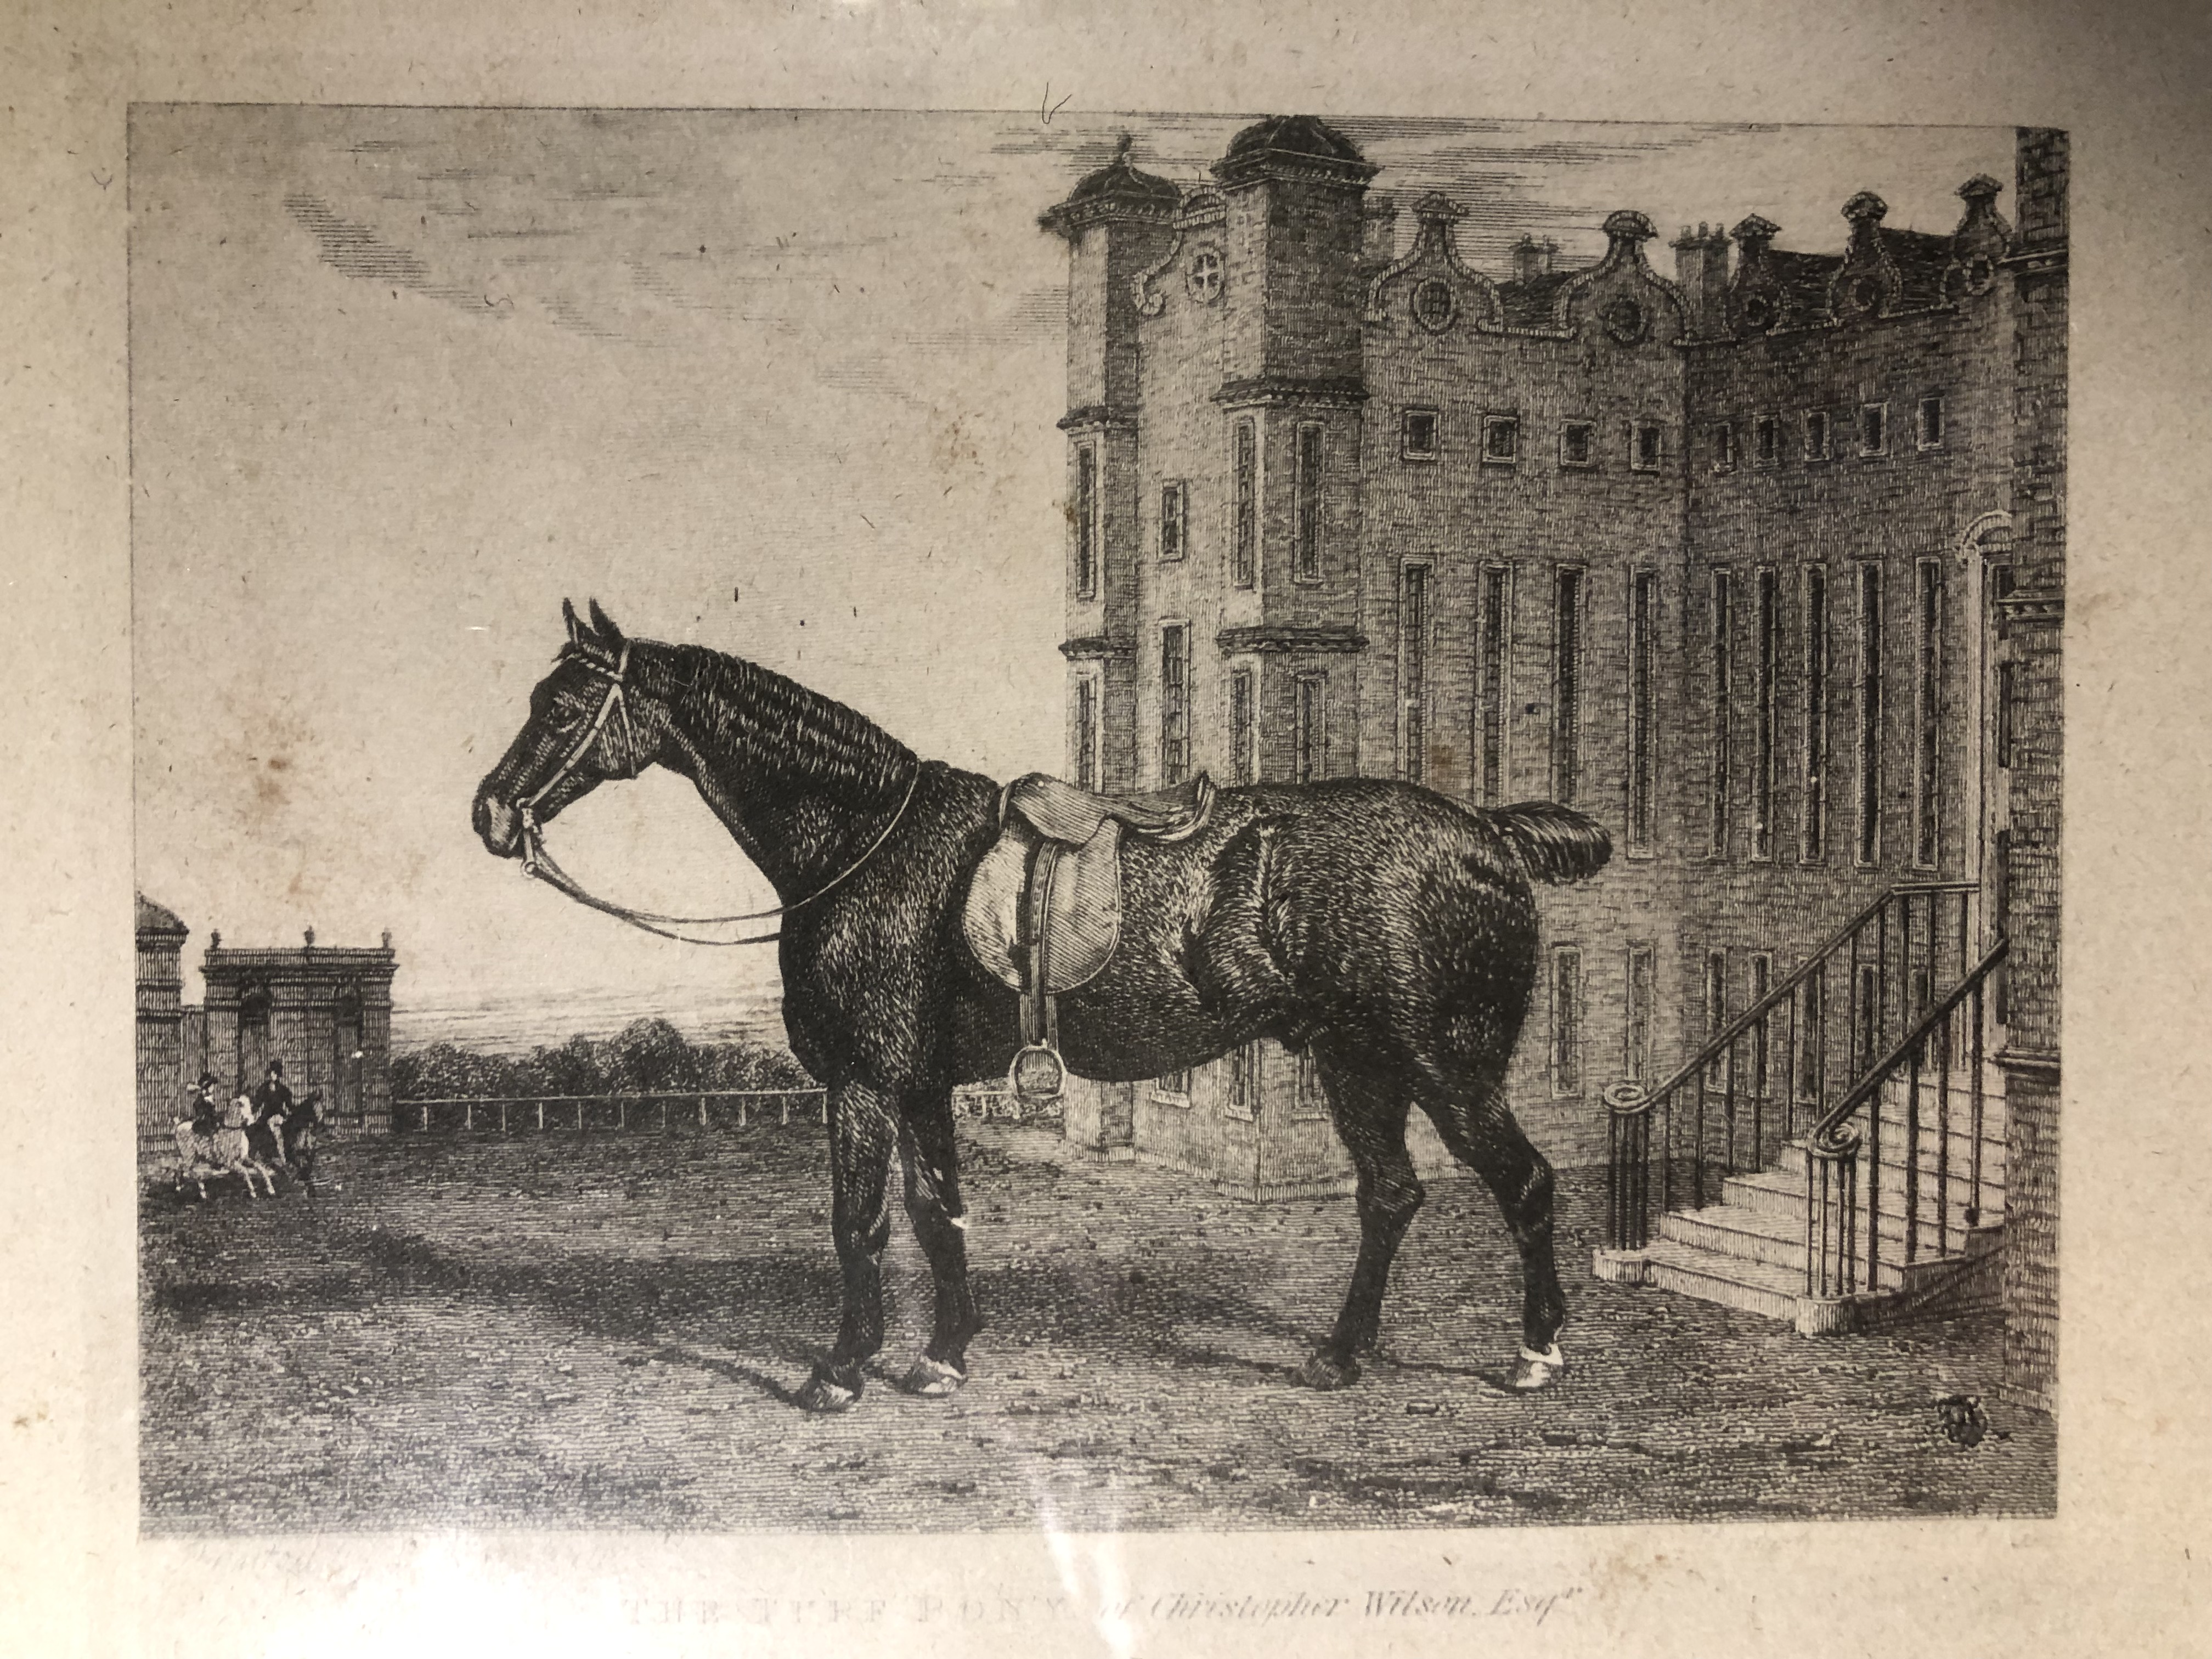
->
xmin=1613 ymin=1069 xmax=2007 ymax=1334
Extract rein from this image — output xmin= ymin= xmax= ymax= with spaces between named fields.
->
xmin=515 ymin=643 xmax=921 ymax=947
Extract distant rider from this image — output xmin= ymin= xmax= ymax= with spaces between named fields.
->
xmin=249 ymin=1059 xmax=295 ymax=1169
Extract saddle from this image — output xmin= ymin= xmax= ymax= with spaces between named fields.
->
xmin=963 ymin=771 xmax=1217 ymax=1101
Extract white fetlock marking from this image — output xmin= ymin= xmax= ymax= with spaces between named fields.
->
xmin=1518 ymin=1345 xmax=1564 ymax=1368
xmin=949 ymin=1215 xmax=969 ymax=1231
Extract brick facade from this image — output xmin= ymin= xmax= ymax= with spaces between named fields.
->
xmin=1996 ymin=127 xmax=2067 ymax=1414
xmin=1042 ymin=121 xmax=2061 ymax=1269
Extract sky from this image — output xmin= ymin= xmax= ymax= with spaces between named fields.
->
xmin=131 ymin=106 xmax=2012 ymax=1021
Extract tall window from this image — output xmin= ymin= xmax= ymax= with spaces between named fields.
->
xmin=1293 ymin=673 xmax=1327 ymax=785
xmin=1709 ymin=568 xmax=1733 ymax=856
xmin=1633 ymin=421 xmax=1664 ymax=471
xmin=1552 ymin=566 xmax=1585 ymax=803
xmin=1712 ymin=421 xmax=1738 ymax=472
xmin=1293 ymin=424 xmax=1324 ymax=582
xmin=1074 ymin=445 xmax=1098 ymax=599
xmin=1755 ymin=412 xmax=1780 ymax=467
xmin=1916 ymin=560 xmax=1943 ymax=868
xmin=1477 ymin=565 xmax=1511 ymax=804
xmin=1625 ymin=942 xmax=1656 ymax=1085
xmin=1159 ymin=480 xmax=1187 ymax=563
xmin=1073 ymin=673 xmax=1100 ymax=791
xmin=1231 ymin=419 xmax=1257 ymax=588
xmin=1400 ymin=563 xmax=1431 ymax=783
xmin=1228 ymin=666 xmax=1258 ymax=787
xmin=1748 ymin=952 xmax=1773 ymax=1099
xmin=1705 ymin=949 xmax=1728 ymax=1039
xmin=1156 ymin=1068 xmax=1192 ymax=1103
xmin=1160 ymin=623 xmax=1190 ymax=786
xmin=1227 ymin=1042 xmax=1262 ymax=1121
xmin=1550 ymin=946 xmax=1583 ymax=1096
xmin=1627 ymin=571 xmax=1658 ymax=850
xmin=1293 ymin=1048 xmax=1329 ymax=1119
xmin=1802 ymin=566 xmax=1829 ymax=862
xmin=1804 ymin=408 xmax=1832 ymax=461
xmin=1856 ymin=564 xmax=1883 ymax=866
xmin=1752 ymin=567 xmax=1779 ymax=860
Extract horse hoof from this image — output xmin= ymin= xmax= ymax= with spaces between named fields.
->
xmin=794 ymin=1367 xmax=862 ymax=1413
xmin=1296 ymin=1349 xmax=1361 ymax=1391
xmin=1508 ymin=1344 xmax=1565 ymax=1391
xmin=900 ymin=1357 xmax=966 ymax=1398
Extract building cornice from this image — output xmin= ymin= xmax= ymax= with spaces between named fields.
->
xmin=1995 ymin=1047 xmax=2061 ymax=1087
xmin=1057 ymin=405 xmax=1138 ymax=433
xmin=1059 ymin=635 xmax=1132 ymax=661
xmin=1215 ymin=623 xmax=1369 ymax=656
xmin=1995 ymin=590 xmax=2064 ymax=635
xmin=2002 ymin=244 xmax=2068 ymax=277
xmin=1212 ymin=375 xmax=1368 ymax=410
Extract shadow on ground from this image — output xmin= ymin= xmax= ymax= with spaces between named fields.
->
xmin=139 ymin=1120 xmax=2054 ymax=1533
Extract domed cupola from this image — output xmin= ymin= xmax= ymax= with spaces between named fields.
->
xmin=1041 ymin=135 xmax=1182 ymax=236
xmin=1212 ymin=114 xmax=1378 ymax=187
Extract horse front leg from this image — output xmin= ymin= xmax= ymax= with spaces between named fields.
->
xmin=793 ymin=1080 xmax=897 ymax=1414
xmin=896 ymin=1096 xmax=981 ymax=1396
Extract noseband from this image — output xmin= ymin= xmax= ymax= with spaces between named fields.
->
xmin=513 ymin=642 xmax=919 ymax=947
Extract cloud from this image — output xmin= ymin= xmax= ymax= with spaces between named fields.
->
xmin=284 ymin=193 xmax=480 ymax=307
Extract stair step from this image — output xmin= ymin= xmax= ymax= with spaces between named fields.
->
xmin=1642 ymin=1240 xmax=1807 ymax=1324
xmin=1658 ymin=1203 xmax=1806 ymax=1269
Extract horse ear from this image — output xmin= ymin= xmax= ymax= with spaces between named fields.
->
xmin=587 ymin=600 xmax=625 ymax=647
xmin=562 ymin=598 xmax=585 ymax=644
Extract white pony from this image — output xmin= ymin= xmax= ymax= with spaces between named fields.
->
xmin=173 ymin=1093 xmax=278 ymax=1200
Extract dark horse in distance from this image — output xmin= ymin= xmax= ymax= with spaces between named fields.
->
xmin=473 ymin=602 xmax=1611 ymax=1412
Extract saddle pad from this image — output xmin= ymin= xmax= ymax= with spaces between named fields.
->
xmin=961 ymin=819 xmax=1124 ymax=994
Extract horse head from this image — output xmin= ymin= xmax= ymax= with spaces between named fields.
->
xmin=472 ymin=600 xmax=681 ymax=859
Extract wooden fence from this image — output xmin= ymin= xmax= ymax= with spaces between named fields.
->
xmin=396 ymin=1082 xmax=1057 ymax=1135
xmin=396 ymin=1088 xmax=826 ymax=1135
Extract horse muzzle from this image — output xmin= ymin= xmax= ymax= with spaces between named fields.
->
xmin=473 ymin=783 xmax=524 ymax=859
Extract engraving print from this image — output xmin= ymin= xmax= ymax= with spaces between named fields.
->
xmin=134 ymin=108 xmax=2064 ymax=1532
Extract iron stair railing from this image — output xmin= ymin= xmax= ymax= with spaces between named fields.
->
xmin=1805 ymin=938 xmax=2007 ymax=1299
xmin=1606 ymin=882 xmax=1980 ymax=1254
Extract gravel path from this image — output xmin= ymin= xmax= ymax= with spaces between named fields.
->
xmin=140 ymin=1119 xmax=2053 ymax=1532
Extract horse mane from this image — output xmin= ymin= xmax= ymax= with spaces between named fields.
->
xmin=657 ymin=640 xmax=916 ymax=800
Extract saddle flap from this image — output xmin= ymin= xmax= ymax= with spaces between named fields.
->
xmin=961 ymin=820 xmax=1124 ymax=994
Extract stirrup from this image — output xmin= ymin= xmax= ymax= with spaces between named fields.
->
xmin=1007 ymin=1043 xmax=1065 ymax=1109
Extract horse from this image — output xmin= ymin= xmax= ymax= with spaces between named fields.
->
xmin=174 ymin=1093 xmax=279 ymax=1200
xmin=472 ymin=600 xmax=1611 ymax=1413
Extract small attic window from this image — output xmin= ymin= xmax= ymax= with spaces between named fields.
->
xmin=1804 ymin=408 xmax=1832 ymax=462
xmin=1859 ymin=403 xmax=1889 ymax=457
xmin=1482 ymin=414 xmax=1520 ymax=466
xmin=1402 ymin=408 xmax=1440 ymax=461
xmin=1412 ymin=278 xmax=1456 ymax=333
xmin=1918 ymin=394 xmax=1947 ymax=450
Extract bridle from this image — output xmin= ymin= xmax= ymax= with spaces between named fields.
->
xmin=513 ymin=641 xmax=921 ymax=947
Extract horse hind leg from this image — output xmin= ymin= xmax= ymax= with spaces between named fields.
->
xmin=1297 ymin=1054 xmax=1423 ymax=1391
xmin=1411 ymin=1064 xmax=1568 ymax=1391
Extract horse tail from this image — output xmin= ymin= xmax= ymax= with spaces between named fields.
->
xmin=1488 ymin=801 xmax=1611 ymax=886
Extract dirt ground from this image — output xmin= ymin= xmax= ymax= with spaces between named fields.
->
xmin=140 ymin=1117 xmax=2053 ymax=1533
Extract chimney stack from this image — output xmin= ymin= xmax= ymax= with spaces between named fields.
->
xmin=1510 ymin=234 xmax=1556 ymax=283
xmin=1672 ymin=220 xmax=1731 ymax=337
